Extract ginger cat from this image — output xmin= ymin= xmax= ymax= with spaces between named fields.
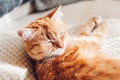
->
xmin=18 ymin=6 xmax=120 ymax=80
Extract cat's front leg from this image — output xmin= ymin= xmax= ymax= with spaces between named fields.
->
xmin=77 ymin=17 xmax=107 ymax=50
xmin=88 ymin=17 xmax=107 ymax=43
xmin=77 ymin=17 xmax=106 ymax=36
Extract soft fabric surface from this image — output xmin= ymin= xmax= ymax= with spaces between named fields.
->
xmin=0 ymin=19 xmax=35 ymax=80
xmin=102 ymin=19 xmax=120 ymax=57
xmin=0 ymin=1 xmax=120 ymax=80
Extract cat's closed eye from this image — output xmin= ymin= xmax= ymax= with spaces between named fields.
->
xmin=46 ymin=34 xmax=51 ymax=40
xmin=47 ymin=40 xmax=52 ymax=44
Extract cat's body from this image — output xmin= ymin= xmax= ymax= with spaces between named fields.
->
xmin=18 ymin=6 xmax=120 ymax=80
xmin=34 ymin=18 xmax=120 ymax=80
xmin=35 ymin=50 xmax=120 ymax=80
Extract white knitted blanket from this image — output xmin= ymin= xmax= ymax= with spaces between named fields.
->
xmin=0 ymin=17 xmax=120 ymax=80
xmin=0 ymin=17 xmax=35 ymax=80
xmin=102 ymin=19 xmax=120 ymax=57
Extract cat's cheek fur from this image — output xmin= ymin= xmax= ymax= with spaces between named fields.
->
xmin=28 ymin=51 xmax=46 ymax=60
xmin=24 ymin=44 xmax=46 ymax=60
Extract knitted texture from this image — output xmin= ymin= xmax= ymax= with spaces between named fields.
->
xmin=0 ymin=18 xmax=35 ymax=80
xmin=0 ymin=18 xmax=120 ymax=80
xmin=101 ymin=19 xmax=120 ymax=58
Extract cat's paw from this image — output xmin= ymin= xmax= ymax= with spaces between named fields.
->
xmin=91 ymin=16 xmax=107 ymax=33
xmin=91 ymin=16 xmax=103 ymax=28
xmin=91 ymin=16 xmax=106 ymax=32
xmin=77 ymin=16 xmax=106 ymax=36
xmin=92 ymin=16 xmax=102 ymax=24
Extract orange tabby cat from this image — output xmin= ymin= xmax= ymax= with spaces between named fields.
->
xmin=18 ymin=6 xmax=120 ymax=80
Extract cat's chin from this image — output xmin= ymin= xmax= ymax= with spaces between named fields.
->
xmin=29 ymin=48 xmax=65 ymax=60
xmin=28 ymin=44 xmax=67 ymax=60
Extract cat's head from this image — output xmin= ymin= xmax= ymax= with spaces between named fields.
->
xmin=18 ymin=6 xmax=67 ymax=60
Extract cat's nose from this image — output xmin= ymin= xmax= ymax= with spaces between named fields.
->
xmin=56 ymin=42 xmax=64 ymax=48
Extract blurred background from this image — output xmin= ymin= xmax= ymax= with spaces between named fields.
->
xmin=0 ymin=0 xmax=87 ymax=17
xmin=0 ymin=0 xmax=120 ymax=23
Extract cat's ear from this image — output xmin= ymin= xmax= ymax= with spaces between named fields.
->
xmin=47 ymin=5 xmax=63 ymax=22
xmin=18 ymin=29 xmax=33 ymax=40
xmin=18 ymin=30 xmax=22 ymax=37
